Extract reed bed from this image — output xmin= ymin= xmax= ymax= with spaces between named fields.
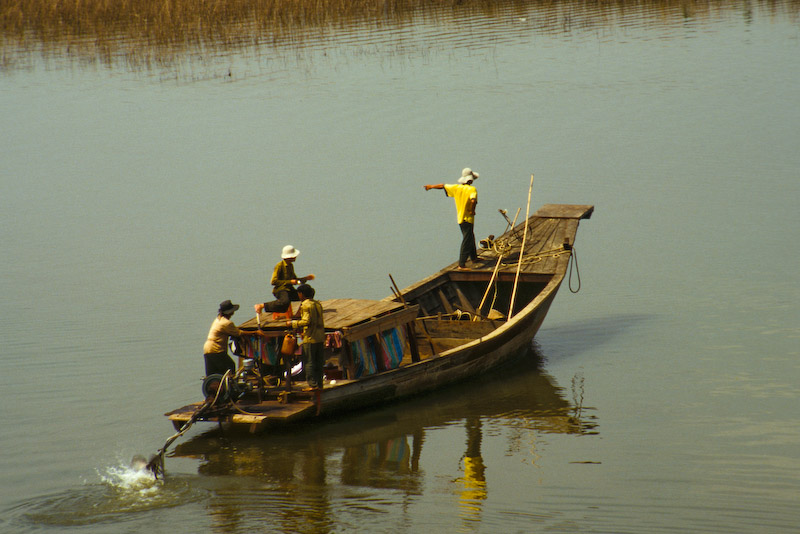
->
xmin=2 ymin=0 xmax=798 ymax=73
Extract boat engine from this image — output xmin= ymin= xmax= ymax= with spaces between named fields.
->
xmin=201 ymin=361 xmax=254 ymax=403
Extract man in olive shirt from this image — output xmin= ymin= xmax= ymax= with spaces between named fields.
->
xmin=288 ymin=284 xmax=325 ymax=389
xmin=254 ymin=244 xmax=315 ymax=314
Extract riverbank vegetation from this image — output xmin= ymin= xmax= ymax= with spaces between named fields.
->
xmin=2 ymin=0 xmax=797 ymax=72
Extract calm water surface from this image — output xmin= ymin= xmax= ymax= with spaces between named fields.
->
xmin=1 ymin=0 xmax=799 ymax=532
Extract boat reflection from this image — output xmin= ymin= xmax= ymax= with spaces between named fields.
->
xmin=170 ymin=343 xmax=596 ymax=528
xmin=457 ymin=417 xmax=487 ymax=523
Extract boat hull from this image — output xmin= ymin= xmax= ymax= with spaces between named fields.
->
xmin=314 ymin=274 xmax=560 ymax=417
xmin=165 ymin=203 xmax=592 ymax=432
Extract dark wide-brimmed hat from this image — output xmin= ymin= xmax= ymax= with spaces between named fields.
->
xmin=218 ymin=299 xmax=240 ymax=315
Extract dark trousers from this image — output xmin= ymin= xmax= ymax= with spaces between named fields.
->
xmin=303 ymin=342 xmax=325 ymax=388
xmin=459 ymin=221 xmax=478 ymax=267
xmin=263 ymin=288 xmax=300 ymax=313
xmin=204 ymin=352 xmax=235 ymax=377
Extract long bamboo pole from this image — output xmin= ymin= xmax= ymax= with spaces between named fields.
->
xmin=478 ymin=208 xmax=521 ymax=314
xmin=509 ymin=174 xmax=534 ymax=318
xmin=477 ymin=256 xmax=504 ymax=316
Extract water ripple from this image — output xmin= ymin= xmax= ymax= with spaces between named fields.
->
xmin=6 ymin=464 xmax=205 ymax=529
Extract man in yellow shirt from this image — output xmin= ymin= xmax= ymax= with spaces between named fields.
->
xmin=288 ymin=284 xmax=325 ymax=389
xmin=424 ymin=168 xmax=479 ymax=270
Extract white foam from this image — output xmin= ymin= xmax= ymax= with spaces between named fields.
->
xmin=98 ymin=462 xmax=160 ymax=496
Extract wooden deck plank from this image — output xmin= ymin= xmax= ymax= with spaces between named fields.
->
xmin=322 ymin=299 xmax=404 ymax=328
xmin=533 ymin=204 xmax=594 ymax=219
xmin=167 ymin=401 xmax=316 ymax=424
xmin=492 ymin=217 xmax=578 ymax=276
xmin=240 ymin=298 xmax=406 ymax=331
xmin=341 ymin=305 xmax=419 ymax=341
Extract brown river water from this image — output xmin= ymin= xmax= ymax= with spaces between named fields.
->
xmin=1 ymin=0 xmax=799 ymax=532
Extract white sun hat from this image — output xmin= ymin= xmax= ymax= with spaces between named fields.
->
xmin=281 ymin=245 xmax=300 ymax=259
xmin=458 ymin=168 xmax=479 ymax=184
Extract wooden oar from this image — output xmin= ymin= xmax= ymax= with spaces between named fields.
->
xmin=509 ymin=174 xmax=534 ymax=319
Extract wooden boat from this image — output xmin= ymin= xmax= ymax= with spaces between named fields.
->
xmin=165 ymin=204 xmax=594 ymax=433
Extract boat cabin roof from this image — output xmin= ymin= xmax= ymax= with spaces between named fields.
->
xmin=240 ymin=299 xmax=419 ymax=342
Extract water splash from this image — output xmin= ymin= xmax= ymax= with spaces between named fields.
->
xmin=96 ymin=457 xmax=161 ymax=497
xmin=10 ymin=459 xmax=203 ymax=528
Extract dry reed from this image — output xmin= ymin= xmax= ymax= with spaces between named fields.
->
xmin=2 ymin=0 xmax=798 ymax=72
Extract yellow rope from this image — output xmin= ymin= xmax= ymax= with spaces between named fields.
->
xmin=486 ymin=242 xmax=569 ymax=268
xmin=514 ymin=246 xmax=570 ymax=266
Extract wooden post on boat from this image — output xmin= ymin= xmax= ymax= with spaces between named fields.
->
xmin=343 ymin=340 xmax=357 ymax=379
xmin=509 ymin=174 xmax=534 ymax=318
xmin=390 ymin=273 xmax=421 ymax=362
xmin=255 ymin=316 xmax=263 ymax=403
xmin=499 ymin=207 xmax=522 ymax=239
xmin=415 ymin=318 xmax=437 ymax=356
xmin=389 ymin=274 xmax=405 ymax=304
xmin=404 ymin=323 xmax=421 ymax=363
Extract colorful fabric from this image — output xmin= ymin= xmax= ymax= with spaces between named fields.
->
xmin=348 ymin=327 xmax=406 ymax=378
xmin=379 ymin=327 xmax=406 ymax=369
xmin=352 ymin=341 xmax=365 ymax=378
xmin=365 ymin=336 xmax=384 ymax=372
xmin=240 ymin=335 xmax=279 ymax=365
xmin=350 ymin=337 xmax=376 ymax=377
xmin=325 ymin=331 xmax=343 ymax=350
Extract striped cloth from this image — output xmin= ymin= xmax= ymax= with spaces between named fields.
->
xmin=349 ymin=326 xmax=406 ymax=378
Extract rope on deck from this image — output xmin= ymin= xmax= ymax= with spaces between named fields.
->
xmin=486 ymin=233 xmax=571 ymax=268
xmin=478 ymin=238 xmax=570 ymax=317
xmin=482 ymin=237 xmax=583 ymax=301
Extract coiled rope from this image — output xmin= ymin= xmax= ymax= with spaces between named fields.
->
xmin=484 ymin=235 xmax=582 ymax=298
